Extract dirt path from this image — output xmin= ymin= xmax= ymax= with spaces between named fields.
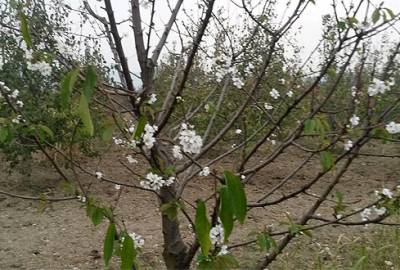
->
xmin=1 ymin=145 xmax=399 ymax=269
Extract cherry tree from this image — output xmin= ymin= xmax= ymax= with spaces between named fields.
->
xmin=1 ymin=0 xmax=400 ymax=269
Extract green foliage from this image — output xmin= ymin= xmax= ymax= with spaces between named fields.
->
xmin=218 ymin=185 xmax=234 ymax=241
xmin=224 ymin=171 xmax=247 ymax=224
xmin=195 ymin=201 xmax=212 ymax=257
xmin=104 ymin=223 xmax=116 ymax=266
xmin=320 ymin=151 xmax=334 ymax=172
xmin=121 ymin=235 xmax=137 ymax=270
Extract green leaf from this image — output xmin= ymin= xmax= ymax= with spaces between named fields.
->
xmin=91 ymin=207 xmax=103 ymax=226
xmin=266 ymin=234 xmax=278 ymax=252
xmin=315 ymin=118 xmax=325 ymax=139
xmin=159 ymin=203 xmax=172 ymax=213
xmin=85 ymin=200 xmax=93 ymax=217
xmin=372 ymin=9 xmax=380 ymax=24
xmin=102 ymin=206 xmax=113 ymax=220
xmin=102 ymin=124 xmax=114 ymax=143
xmin=305 ymin=119 xmax=316 ymax=135
xmin=19 ymin=11 xmax=33 ymax=49
xmin=327 ymin=68 xmax=337 ymax=77
xmin=60 ymin=68 xmax=80 ymax=110
xmin=320 ymin=151 xmax=334 ymax=172
xmin=290 ymin=224 xmax=301 ymax=235
xmin=218 ymin=185 xmax=233 ymax=241
xmin=258 ymin=234 xmax=268 ymax=251
xmin=79 ymin=93 xmax=94 ymax=136
xmin=195 ymin=201 xmax=211 ymax=257
xmin=384 ymin=8 xmax=395 ymax=19
xmin=224 ymin=171 xmax=247 ymax=224
xmin=132 ymin=115 xmax=147 ymax=141
xmin=36 ymin=125 xmax=54 ymax=139
xmin=347 ymin=17 xmax=359 ymax=24
xmin=82 ymin=65 xmax=97 ymax=103
xmin=338 ymin=21 xmax=346 ymax=30
xmin=0 ymin=127 xmax=9 ymax=143
xmin=121 ymin=235 xmax=136 ymax=270
xmin=104 ymin=223 xmax=116 ymax=266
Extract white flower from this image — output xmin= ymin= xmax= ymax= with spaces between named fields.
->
xmin=176 ymin=96 xmax=184 ymax=102
xmin=218 ymin=245 xmax=229 ymax=256
xmin=385 ymin=261 xmax=393 ymax=266
xmin=361 ymin=208 xmax=371 ymax=221
xmin=386 ymin=122 xmax=400 ymax=134
xmin=204 ymin=104 xmax=210 ymax=112
xmin=235 ymin=129 xmax=242 ymax=134
xmin=128 ymin=140 xmax=138 ymax=149
xmin=354 ymin=21 xmax=370 ymax=31
xmin=270 ymin=88 xmax=280 ymax=99
xmin=270 ymin=139 xmax=276 ymax=145
xmin=287 ymin=90 xmax=293 ymax=97
xmin=113 ymin=137 xmax=124 ymax=146
xmin=81 ymin=196 xmax=86 ymax=203
xmin=372 ymin=206 xmax=386 ymax=215
xmin=141 ymin=172 xmax=165 ymax=191
xmin=336 ymin=214 xmax=342 ymax=219
xmin=382 ymin=188 xmax=393 ymax=199
xmin=172 ymin=145 xmax=183 ymax=159
xmin=165 ymin=177 xmax=175 ymax=186
xmin=344 ymin=140 xmax=353 ymax=151
xmin=10 ymin=90 xmax=19 ymax=99
xmin=27 ymin=61 xmax=52 ymax=76
xmin=126 ymin=155 xmax=138 ymax=163
xmin=349 ymin=115 xmax=360 ymax=127
xmin=94 ymin=171 xmax=103 ymax=179
xmin=128 ymin=232 xmax=145 ymax=249
xmin=148 ymin=93 xmax=157 ymax=104
xmin=368 ymin=78 xmax=392 ymax=96
xmin=179 ymin=124 xmax=203 ymax=154
xmin=264 ymin=103 xmax=273 ymax=110
xmin=143 ymin=132 xmax=156 ymax=149
xmin=241 ymin=175 xmax=246 ymax=180
xmin=351 ymin=86 xmax=357 ymax=97
xmin=128 ymin=125 xmax=135 ymax=133
xmin=210 ymin=224 xmax=224 ymax=245
xmin=199 ymin=167 xmax=210 ymax=177
xmin=115 ymin=184 xmax=121 ymax=190
xmin=16 ymin=100 xmax=23 ymax=107
xmin=232 ymin=76 xmax=244 ymax=88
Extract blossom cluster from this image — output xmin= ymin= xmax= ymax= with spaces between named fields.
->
xmin=121 ymin=232 xmax=145 ymax=249
xmin=179 ymin=123 xmax=203 ymax=154
xmin=386 ymin=122 xmax=400 ymax=134
xmin=20 ymin=41 xmax=52 ymax=77
xmin=140 ymin=172 xmax=175 ymax=191
xmin=212 ymin=56 xmax=245 ymax=88
xmin=113 ymin=123 xmax=158 ymax=150
xmin=368 ymin=78 xmax=394 ymax=96
xmin=344 ymin=140 xmax=353 ymax=151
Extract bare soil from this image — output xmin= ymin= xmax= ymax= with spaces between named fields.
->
xmin=0 ymin=144 xmax=399 ymax=269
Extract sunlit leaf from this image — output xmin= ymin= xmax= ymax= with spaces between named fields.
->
xmin=104 ymin=223 xmax=116 ymax=266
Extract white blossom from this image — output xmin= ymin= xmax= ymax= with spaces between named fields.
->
xmin=235 ymin=129 xmax=242 ymax=134
xmin=94 ymin=171 xmax=103 ymax=179
xmin=115 ymin=184 xmax=121 ymax=190
xmin=270 ymin=88 xmax=280 ymax=99
xmin=165 ymin=176 xmax=175 ymax=186
xmin=27 ymin=61 xmax=52 ymax=76
xmin=126 ymin=155 xmax=138 ymax=163
xmin=349 ymin=115 xmax=360 ymax=127
xmin=172 ymin=145 xmax=183 ymax=159
xmin=128 ymin=232 xmax=145 ymax=249
xmin=270 ymin=139 xmax=276 ymax=145
xmin=204 ymin=104 xmax=210 ymax=112
xmin=287 ymin=90 xmax=293 ymax=97
xmin=179 ymin=123 xmax=203 ymax=154
xmin=386 ymin=122 xmax=400 ymax=134
xmin=199 ymin=167 xmax=210 ymax=176
xmin=148 ymin=93 xmax=157 ymax=104
xmin=176 ymin=96 xmax=184 ymax=102
xmin=10 ymin=90 xmax=19 ymax=99
xmin=354 ymin=21 xmax=370 ymax=31
xmin=141 ymin=172 xmax=165 ymax=191
xmin=210 ymin=223 xmax=224 ymax=245
xmin=372 ymin=206 xmax=386 ymax=215
xmin=368 ymin=78 xmax=394 ymax=96
xmin=361 ymin=208 xmax=371 ymax=221
xmin=382 ymin=188 xmax=393 ymax=199
xmin=264 ymin=103 xmax=273 ymax=110
xmin=16 ymin=100 xmax=24 ymax=107
xmin=218 ymin=245 xmax=229 ymax=256
xmin=344 ymin=140 xmax=353 ymax=151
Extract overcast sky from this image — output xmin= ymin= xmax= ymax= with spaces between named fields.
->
xmin=64 ymin=0 xmax=400 ymax=86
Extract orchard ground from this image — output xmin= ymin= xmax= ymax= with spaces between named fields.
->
xmin=0 ymin=142 xmax=399 ymax=269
